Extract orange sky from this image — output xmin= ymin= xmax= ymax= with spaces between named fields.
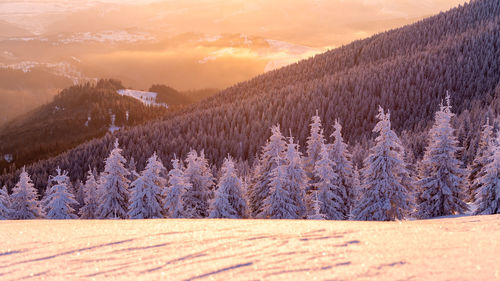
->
xmin=0 ymin=0 xmax=469 ymax=90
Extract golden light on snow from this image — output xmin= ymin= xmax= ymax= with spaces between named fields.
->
xmin=0 ymin=215 xmax=499 ymax=280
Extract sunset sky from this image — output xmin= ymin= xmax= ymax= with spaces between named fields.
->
xmin=0 ymin=0 xmax=468 ymax=90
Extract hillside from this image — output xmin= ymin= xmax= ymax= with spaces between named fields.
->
xmin=0 ymin=67 xmax=74 ymax=125
xmin=1 ymin=0 xmax=500 ymax=190
xmin=0 ymin=215 xmax=498 ymax=280
xmin=0 ymin=79 xmax=169 ymax=174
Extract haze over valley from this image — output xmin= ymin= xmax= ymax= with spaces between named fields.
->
xmin=0 ymin=0 xmax=466 ymax=124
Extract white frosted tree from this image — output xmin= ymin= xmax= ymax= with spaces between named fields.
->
xmin=209 ymin=156 xmax=248 ymax=218
xmin=474 ymin=133 xmax=500 ymax=215
xmin=262 ymin=135 xmax=308 ymax=219
xmin=182 ymin=150 xmax=214 ymax=218
xmin=306 ymin=111 xmax=326 ymax=171
xmin=248 ymin=125 xmax=286 ymax=218
xmin=127 ymin=156 xmax=139 ymax=182
xmin=0 ymin=185 xmax=11 ymax=220
xmin=328 ymin=120 xmax=356 ymax=212
xmin=44 ymin=168 xmax=78 ymax=219
xmin=417 ymin=96 xmax=468 ymax=218
xmin=312 ymin=143 xmax=346 ymax=220
xmin=79 ymin=168 xmax=100 ymax=219
xmin=96 ymin=139 xmax=130 ymax=219
xmin=128 ymin=153 xmax=166 ymax=219
xmin=352 ymin=107 xmax=412 ymax=221
xmin=468 ymin=118 xmax=494 ymax=202
xmin=71 ymin=180 xmax=85 ymax=214
xmin=262 ymin=164 xmax=298 ymax=219
xmin=10 ymin=167 xmax=44 ymax=219
xmin=164 ymin=157 xmax=190 ymax=218
xmin=307 ymin=191 xmax=326 ymax=220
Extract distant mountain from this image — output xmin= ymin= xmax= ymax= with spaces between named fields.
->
xmin=0 ymin=67 xmax=74 ymax=126
xmin=2 ymin=0 xmax=500 ymax=191
xmin=0 ymin=79 xmax=169 ymax=174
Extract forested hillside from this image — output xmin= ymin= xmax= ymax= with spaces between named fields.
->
xmin=0 ymin=79 xmax=168 ymax=174
xmin=1 ymin=0 xmax=500 ymax=191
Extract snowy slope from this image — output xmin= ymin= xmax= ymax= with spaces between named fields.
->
xmin=117 ymin=89 xmax=168 ymax=108
xmin=0 ymin=215 xmax=498 ymax=280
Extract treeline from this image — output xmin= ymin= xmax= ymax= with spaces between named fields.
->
xmin=1 ymin=98 xmax=498 ymax=220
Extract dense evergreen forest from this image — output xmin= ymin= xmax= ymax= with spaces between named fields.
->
xmin=1 ymin=0 xmax=500 ymax=197
xmin=1 ymin=99 xmax=499 ymax=221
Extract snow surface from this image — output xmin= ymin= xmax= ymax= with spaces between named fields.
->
xmin=116 ymin=89 xmax=168 ymax=108
xmin=0 ymin=215 xmax=498 ymax=280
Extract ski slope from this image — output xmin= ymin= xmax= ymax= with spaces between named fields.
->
xmin=0 ymin=215 xmax=498 ymax=280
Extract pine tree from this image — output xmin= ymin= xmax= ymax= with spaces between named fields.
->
xmin=79 ymin=168 xmax=99 ymax=219
xmin=128 ymin=153 xmax=166 ymax=219
xmin=307 ymin=191 xmax=326 ymax=220
xmin=182 ymin=150 xmax=214 ymax=218
xmin=209 ymin=156 xmax=248 ymax=218
xmin=262 ymin=135 xmax=307 ymax=219
xmin=328 ymin=120 xmax=356 ymax=212
xmin=352 ymin=107 xmax=412 ymax=221
xmin=0 ymin=185 xmax=11 ymax=220
xmin=262 ymin=165 xmax=298 ymax=219
xmin=284 ymin=136 xmax=308 ymax=218
xmin=44 ymin=168 xmax=78 ymax=219
xmin=306 ymin=111 xmax=326 ymax=171
xmin=468 ymin=118 xmax=494 ymax=202
xmin=71 ymin=180 xmax=85 ymax=214
xmin=474 ymin=133 xmax=500 ymax=215
xmin=96 ymin=139 xmax=130 ymax=219
xmin=312 ymin=143 xmax=346 ymax=220
xmin=417 ymin=96 xmax=468 ymax=218
xmin=248 ymin=125 xmax=287 ymax=218
xmin=164 ymin=157 xmax=189 ymax=218
xmin=10 ymin=167 xmax=43 ymax=219
xmin=127 ymin=156 xmax=139 ymax=182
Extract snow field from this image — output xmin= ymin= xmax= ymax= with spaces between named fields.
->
xmin=0 ymin=215 xmax=498 ymax=280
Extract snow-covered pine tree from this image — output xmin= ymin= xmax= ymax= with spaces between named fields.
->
xmin=164 ymin=157 xmax=190 ymax=218
xmin=351 ymin=165 xmax=361 ymax=203
xmin=71 ymin=179 xmax=85 ymax=214
xmin=96 ymin=139 xmax=130 ymax=219
xmin=306 ymin=111 xmax=326 ymax=172
xmin=209 ymin=156 xmax=248 ymax=218
xmin=262 ymin=164 xmax=298 ymax=219
xmin=468 ymin=118 xmax=494 ymax=202
xmin=263 ymin=135 xmax=308 ymax=219
xmin=182 ymin=150 xmax=214 ymax=218
xmin=284 ymin=135 xmax=308 ymax=218
xmin=10 ymin=167 xmax=44 ymax=219
xmin=352 ymin=107 xmax=412 ymax=221
xmin=0 ymin=185 xmax=11 ymax=220
xmin=79 ymin=168 xmax=100 ymax=219
xmin=128 ymin=153 xmax=166 ymax=219
xmin=44 ymin=168 xmax=78 ymax=219
xmin=417 ymin=95 xmax=468 ymax=218
xmin=127 ymin=156 xmax=139 ymax=182
xmin=312 ymin=143 xmax=346 ymax=220
xmin=307 ymin=191 xmax=326 ymax=220
xmin=328 ymin=120 xmax=356 ymax=212
xmin=474 ymin=133 xmax=500 ymax=215
xmin=247 ymin=125 xmax=287 ymax=218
